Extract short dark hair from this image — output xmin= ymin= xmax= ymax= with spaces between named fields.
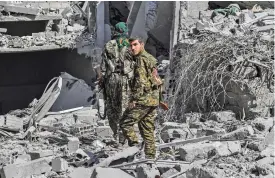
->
xmin=129 ymin=36 xmax=145 ymax=44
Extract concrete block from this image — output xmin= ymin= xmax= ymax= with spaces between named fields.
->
xmin=0 ymin=158 xmax=51 ymax=178
xmin=52 ymin=158 xmax=68 ymax=173
xmin=91 ymin=167 xmax=134 ymax=178
xmin=68 ymin=137 xmax=80 ymax=153
xmin=179 ymin=141 xmax=241 ymax=161
xmin=179 ymin=142 xmax=215 ymax=162
xmin=207 ymin=111 xmax=236 ymax=123
xmin=186 ymin=165 xmax=224 ymax=178
xmin=161 ymin=129 xmax=188 ymax=143
xmin=28 ymin=150 xmax=54 ymax=160
xmin=263 ymin=126 xmax=274 ymax=147
xmin=221 ymin=125 xmax=254 ymax=140
xmin=137 ymin=164 xmax=160 ymax=178
xmin=95 ymin=126 xmax=113 ymax=137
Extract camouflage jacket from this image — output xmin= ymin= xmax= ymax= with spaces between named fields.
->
xmin=130 ymin=50 xmax=160 ymax=106
xmin=100 ymin=40 xmax=134 ymax=79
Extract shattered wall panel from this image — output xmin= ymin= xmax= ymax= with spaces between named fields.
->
xmin=50 ymin=72 xmax=95 ymax=112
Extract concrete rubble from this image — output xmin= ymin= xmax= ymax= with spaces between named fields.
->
xmin=0 ymin=1 xmax=95 ymax=51
xmin=0 ymin=1 xmax=273 ymax=178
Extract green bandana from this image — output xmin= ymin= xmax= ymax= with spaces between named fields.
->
xmin=113 ymin=22 xmax=129 ymax=49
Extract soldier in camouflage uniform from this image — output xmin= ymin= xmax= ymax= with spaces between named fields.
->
xmin=99 ymin=22 xmax=134 ymax=144
xmin=120 ymin=37 xmax=162 ymax=159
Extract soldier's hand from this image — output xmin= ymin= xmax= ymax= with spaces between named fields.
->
xmin=128 ymin=101 xmax=136 ymax=109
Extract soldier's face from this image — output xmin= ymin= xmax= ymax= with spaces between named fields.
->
xmin=130 ymin=40 xmax=144 ymax=56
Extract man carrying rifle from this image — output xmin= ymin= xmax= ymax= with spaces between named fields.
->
xmin=120 ymin=36 xmax=168 ymax=159
xmin=98 ymin=22 xmax=134 ymax=145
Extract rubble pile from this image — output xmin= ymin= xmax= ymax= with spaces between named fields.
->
xmin=195 ymin=4 xmax=274 ymax=38
xmin=0 ymin=2 xmax=273 ymax=178
xmin=0 ymin=1 xmax=96 ymax=50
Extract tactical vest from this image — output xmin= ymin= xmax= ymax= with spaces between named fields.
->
xmin=104 ymin=40 xmax=134 ymax=79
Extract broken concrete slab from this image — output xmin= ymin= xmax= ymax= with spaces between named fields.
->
xmin=0 ymin=158 xmax=51 ymax=178
xmin=50 ymin=72 xmax=95 ymax=112
xmin=91 ymin=167 xmax=135 ymax=178
xmin=14 ymin=154 xmax=31 ymax=164
xmin=161 ymin=129 xmax=188 ymax=143
xmin=91 ymin=146 xmax=139 ymax=171
xmin=179 ymin=142 xmax=216 ymax=162
xmin=95 ymin=126 xmax=113 ymax=137
xmin=69 ymin=167 xmax=93 ymax=178
xmin=221 ymin=125 xmax=254 ymax=140
xmin=179 ymin=141 xmax=241 ymax=162
xmin=28 ymin=150 xmax=54 ymax=160
xmin=2 ymin=4 xmax=40 ymax=15
xmin=186 ymin=165 xmax=225 ymax=178
xmin=137 ymin=164 xmax=160 ymax=178
xmin=262 ymin=126 xmax=274 ymax=148
xmin=161 ymin=168 xmax=180 ymax=178
xmin=52 ymin=158 xmax=68 ymax=173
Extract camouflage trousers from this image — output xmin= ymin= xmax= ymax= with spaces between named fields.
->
xmin=120 ymin=105 xmax=157 ymax=159
xmin=105 ymin=74 xmax=129 ymax=143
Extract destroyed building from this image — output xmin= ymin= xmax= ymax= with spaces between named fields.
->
xmin=0 ymin=1 xmax=274 ymax=178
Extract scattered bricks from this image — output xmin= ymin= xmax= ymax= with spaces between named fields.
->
xmin=253 ymin=117 xmax=274 ymax=132
xmin=0 ymin=158 xmax=51 ymax=178
xmin=161 ymin=129 xmax=188 ymax=143
xmin=256 ymin=157 xmax=274 ymax=176
xmin=95 ymin=126 xmax=113 ymax=138
xmin=179 ymin=141 xmax=241 ymax=162
xmin=260 ymin=145 xmax=275 ymax=157
xmin=28 ymin=150 xmax=54 ymax=160
xmin=5 ymin=114 xmax=23 ymax=131
xmin=221 ymin=125 xmax=254 ymax=140
xmin=91 ymin=167 xmax=134 ymax=178
xmin=52 ymin=158 xmax=68 ymax=173
xmin=179 ymin=142 xmax=215 ymax=162
xmin=137 ymin=164 xmax=160 ymax=178
xmin=68 ymin=137 xmax=80 ymax=153
xmin=207 ymin=111 xmax=236 ymax=123
xmin=186 ymin=165 xmax=225 ymax=178
xmin=161 ymin=168 xmax=180 ymax=178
